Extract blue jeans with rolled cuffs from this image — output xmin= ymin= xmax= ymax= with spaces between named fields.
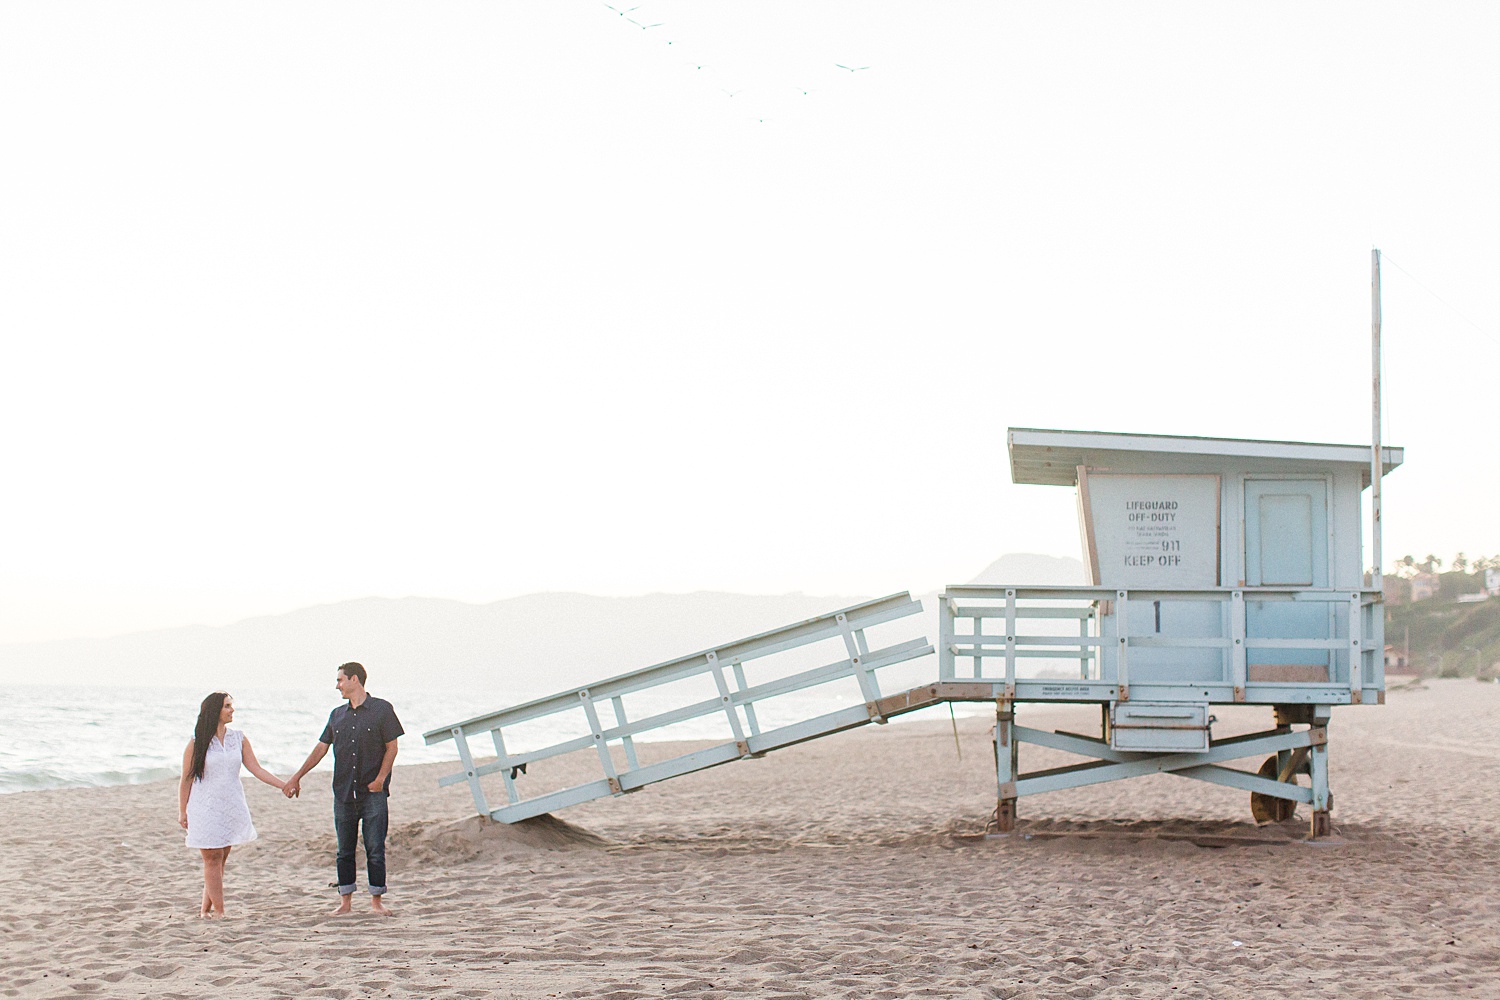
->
xmin=334 ymin=792 xmax=389 ymax=895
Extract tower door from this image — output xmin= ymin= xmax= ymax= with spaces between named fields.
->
xmin=1243 ymin=478 xmax=1331 ymax=681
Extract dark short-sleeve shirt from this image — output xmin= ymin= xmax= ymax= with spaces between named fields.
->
xmin=319 ymin=695 xmax=404 ymax=803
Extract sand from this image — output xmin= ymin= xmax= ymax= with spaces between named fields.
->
xmin=3 ymin=678 xmax=1499 ymax=999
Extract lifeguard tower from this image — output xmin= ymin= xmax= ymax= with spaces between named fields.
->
xmin=940 ymin=427 xmax=1401 ymax=838
xmin=426 ymin=426 xmax=1397 ymax=840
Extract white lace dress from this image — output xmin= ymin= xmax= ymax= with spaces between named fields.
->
xmin=184 ymin=728 xmax=259 ymax=849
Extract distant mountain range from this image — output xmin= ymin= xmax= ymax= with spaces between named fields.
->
xmin=0 ymin=553 xmax=1082 ymax=693
xmin=966 ymin=552 xmax=1085 ymax=587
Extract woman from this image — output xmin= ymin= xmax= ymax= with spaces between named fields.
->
xmin=178 ymin=692 xmax=286 ymax=918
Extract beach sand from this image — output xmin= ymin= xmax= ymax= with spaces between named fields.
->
xmin=3 ymin=678 xmax=1498 ymax=998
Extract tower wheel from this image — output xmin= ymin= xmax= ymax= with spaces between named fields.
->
xmin=1249 ymin=750 xmax=1309 ymax=824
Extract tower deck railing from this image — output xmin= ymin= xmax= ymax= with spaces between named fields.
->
xmin=939 ymin=584 xmax=1384 ymax=706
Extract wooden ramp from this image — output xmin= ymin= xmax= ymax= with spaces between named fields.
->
xmin=424 ymin=593 xmax=936 ymax=823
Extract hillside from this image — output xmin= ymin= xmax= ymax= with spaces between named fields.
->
xmin=0 ymin=591 xmax=869 ymax=694
xmin=6 ymin=553 xmax=1484 ymax=691
xmin=0 ymin=554 xmax=1086 ymax=695
xmin=1387 ymin=594 xmax=1500 ymax=678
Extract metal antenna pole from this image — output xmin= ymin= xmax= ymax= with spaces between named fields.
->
xmin=1371 ymin=248 xmax=1384 ymax=589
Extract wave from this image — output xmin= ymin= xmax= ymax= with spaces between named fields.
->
xmin=0 ymin=765 xmax=180 ymax=795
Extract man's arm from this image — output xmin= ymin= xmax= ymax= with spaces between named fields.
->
xmin=369 ymin=739 xmax=398 ymax=793
xmin=283 ymin=742 xmax=330 ymax=798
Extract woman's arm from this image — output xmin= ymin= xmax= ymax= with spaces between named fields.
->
xmin=179 ymin=741 xmax=194 ymax=829
xmin=239 ymin=736 xmax=286 ymax=790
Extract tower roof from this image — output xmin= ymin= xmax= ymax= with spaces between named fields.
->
xmin=1008 ymin=427 xmax=1403 ymax=487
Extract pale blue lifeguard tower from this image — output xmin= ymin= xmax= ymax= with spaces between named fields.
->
xmin=947 ymin=427 xmax=1401 ymax=837
xmin=426 ymin=425 xmax=1398 ymax=840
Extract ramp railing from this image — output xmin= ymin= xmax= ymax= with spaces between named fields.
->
xmin=425 ymin=593 xmax=934 ymax=822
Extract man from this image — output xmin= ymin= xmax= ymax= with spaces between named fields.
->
xmin=285 ymin=662 xmax=403 ymax=916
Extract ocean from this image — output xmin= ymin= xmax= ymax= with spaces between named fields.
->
xmin=0 ymin=684 xmax=479 ymax=794
xmin=0 ymin=681 xmax=958 ymax=795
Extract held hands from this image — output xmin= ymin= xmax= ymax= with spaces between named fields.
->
xmin=283 ymin=777 xmax=301 ymax=799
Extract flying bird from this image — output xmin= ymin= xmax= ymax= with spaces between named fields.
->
xmin=602 ymin=3 xmax=640 ymax=14
xmin=835 ymin=64 xmax=871 ymax=72
xmin=626 ymin=17 xmax=664 ymax=28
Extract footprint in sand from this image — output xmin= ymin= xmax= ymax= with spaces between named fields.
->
xmin=130 ymin=963 xmax=180 ymax=980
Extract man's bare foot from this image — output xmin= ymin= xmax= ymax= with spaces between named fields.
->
xmin=371 ymin=897 xmax=395 ymax=917
xmin=332 ymin=895 xmax=353 ymax=916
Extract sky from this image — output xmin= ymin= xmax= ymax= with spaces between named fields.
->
xmin=2 ymin=2 xmax=1498 ymax=645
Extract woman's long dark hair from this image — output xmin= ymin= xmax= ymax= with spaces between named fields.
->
xmin=190 ymin=692 xmax=229 ymax=782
